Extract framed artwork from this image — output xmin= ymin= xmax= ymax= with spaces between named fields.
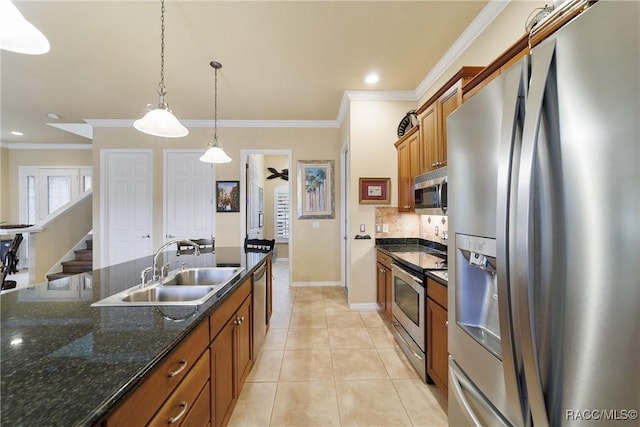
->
xmin=359 ymin=177 xmax=391 ymax=204
xmin=216 ymin=181 xmax=240 ymax=212
xmin=297 ymin=160 xmax=335 ymax=219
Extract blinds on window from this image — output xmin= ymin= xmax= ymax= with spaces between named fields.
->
xmin=274 ymin=186 xmax=289 ymax=242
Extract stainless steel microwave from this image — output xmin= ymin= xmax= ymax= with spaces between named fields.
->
xmin=414 ymin=167 xmax=447 ymax=215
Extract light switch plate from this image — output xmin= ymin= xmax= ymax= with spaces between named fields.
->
xmin=360 ymin=224 xmax=366 ymax=232
xmin=312 ymin=221 xmax=320 ymax=229
xmin=382 ymin=224 xmax=389 ymax=233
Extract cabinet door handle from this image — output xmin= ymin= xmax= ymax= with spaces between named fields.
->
xmin=168 ymin=401 xmax=188 ymax=424
xmin=167 ymin=359 xmax=188 ymax=378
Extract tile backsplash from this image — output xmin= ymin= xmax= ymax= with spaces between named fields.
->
xmin=375 ymin=207 xmax=448 ymax=243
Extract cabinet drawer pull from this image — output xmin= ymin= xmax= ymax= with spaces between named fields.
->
xmin=167 ymin=401 xmax=188 ymax=424
xmin=167 ymin=359 xmax=188 ymax=378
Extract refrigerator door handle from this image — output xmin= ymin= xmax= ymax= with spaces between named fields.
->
xmin=495 ymin=56 xmax=529 ymax=426
xmin=516 ymin=40 xmax=557 ymax=427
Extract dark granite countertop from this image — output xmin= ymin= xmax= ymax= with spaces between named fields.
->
xmin=376 ymin=238 xmax=448 ymax=286
xmin=0 ymin=247 xmax=268 ymax=426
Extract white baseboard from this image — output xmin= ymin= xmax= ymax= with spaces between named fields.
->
xmin=290 ymin=281 xmax=342 ymax=287
xmin=348 ymin=303 xmax=379 ymax=311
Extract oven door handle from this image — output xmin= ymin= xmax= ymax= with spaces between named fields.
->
xmin=391 ymin=264 xmax=423 ymax=285
xmin=392 ymin=320 xmax=424 ymax=360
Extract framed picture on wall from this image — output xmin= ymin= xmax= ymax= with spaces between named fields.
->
xmin=359 ymin=177 xmax=391 ymax=204
xmin=297 ymin=160 xmax=335 ymax=219
xmin=216 ymin=181 xmax=240 ymax=212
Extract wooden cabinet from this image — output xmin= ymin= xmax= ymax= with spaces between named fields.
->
xmin=395 ymin=126 xmax=420 ymax=212
xmin=209 ymin=275 xmax=253 ymax=427
xmin=463 ymin=35 xmax=529 ymax=102
xmin=417 ymin=66 xmax=484 ymax=173
xmin=148 ymin=349 xmax=210 ymax=427
xmin=105 ymin=321 xmax=210 ymax=427
xmin=376 ymin=250 xmax=393 ymax=320
xmin=426 ymin=278 xmax=448 ymax=396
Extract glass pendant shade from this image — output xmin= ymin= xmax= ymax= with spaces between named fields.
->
xmin=200 ymin=60 xmax=232 ymax=164
xmin=200 ymin=144 xmax=231 ymax=164
xmin=134 ymin=106 xmax=189 ymax=138
xmin=0 ymin=0 xmax=50 ymax=54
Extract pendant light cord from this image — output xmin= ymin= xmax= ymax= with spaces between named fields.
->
xmin=159 ymin=0 xmax=166 ymax=98
xmin=214 ymin=65 xmax=218 ymax=142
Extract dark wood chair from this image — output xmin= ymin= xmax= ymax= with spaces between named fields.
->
xmin=177 ymin=238 xmax=215 ymax=255
xmin=244 ymin=237 xmax=275 ymax=253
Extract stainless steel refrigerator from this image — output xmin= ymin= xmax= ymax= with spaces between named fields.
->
xmin=447 ymin=1 xmax=640 ymax=425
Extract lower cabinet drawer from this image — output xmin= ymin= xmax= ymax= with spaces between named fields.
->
xmin=105 ymin=321 xmax=209 ymax=427
xmin=148 ymin=349 xmax=210 ymax=426
xmin=181 ymin=381 xmax=211 ymax=427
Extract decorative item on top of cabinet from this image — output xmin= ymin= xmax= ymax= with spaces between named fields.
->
xmin=395 ymin=126 xmax=420 ymax=212
xmin=417 ymin=66 xmax=484 ymax=173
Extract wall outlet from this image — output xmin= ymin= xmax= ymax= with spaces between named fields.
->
xmin=382 ymin=224 xmax=389 ymax=233
xmin=435 ymin=226 xmax=439 ymax=236
xmin=360 ymin=224 xmax=366 ymax=232
xmin=375 ymin=224 xmax=382 ymax=233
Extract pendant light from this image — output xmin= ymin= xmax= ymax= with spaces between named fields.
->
xmin=200 ymin=61 xmax=232 ymax=164
xmin=0 ymin=0 xmax=50 ymax=55
xmin=134 ymin=0 xmax=188 ymax=138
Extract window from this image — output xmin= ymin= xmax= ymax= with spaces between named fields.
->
xmin=274 ymin=186 xmax=289 ymax=242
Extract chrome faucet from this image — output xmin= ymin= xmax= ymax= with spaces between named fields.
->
xmin=148 ymin=239 xmax=201 ymax=285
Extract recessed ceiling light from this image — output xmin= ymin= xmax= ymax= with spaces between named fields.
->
xmin=47 ymin=113 xmax=60 ymax=119
xmin=11 ymin=131 xmax=24 ymax=136
xmin=365 ymin=73 xmax=379 ymax=84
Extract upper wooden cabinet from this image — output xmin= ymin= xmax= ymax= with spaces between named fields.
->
xmin=463 ymin=35 xmax=530 ymax=102
xmin=417 ymin=66 xmax=484 ymax=173
xmin=395 ymin=127 xmax=420 ymax=212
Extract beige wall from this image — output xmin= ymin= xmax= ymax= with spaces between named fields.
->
xmin=92 ymin=125 xmax=341 ymax=283
xmin=347 ymin=99 xmax=416 ymax=305
xmin=1 ymin=147 xmax=92 ymax=223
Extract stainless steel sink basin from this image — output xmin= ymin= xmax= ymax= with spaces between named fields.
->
xmin=162 ymin=267 xmax=243 ymax=286
xmin=91 ymin=267 xmax=244 ymax=307
xmin=122 ymin=286 xmax=215 ymax=303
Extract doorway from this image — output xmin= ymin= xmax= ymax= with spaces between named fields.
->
xmin=100 ymin=149 xmax=153 ymax=267
xmin=240 ymin=149 xmax=292 ymax=278
xmin=164 ymin=150 xmax=215 ymax=243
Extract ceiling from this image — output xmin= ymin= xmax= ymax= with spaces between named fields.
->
xmin=1 ymin=0 xmax=489 ymax=145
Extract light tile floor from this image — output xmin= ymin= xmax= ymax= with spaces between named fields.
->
xmin=228 ymin=259 xmax=448 ymax=427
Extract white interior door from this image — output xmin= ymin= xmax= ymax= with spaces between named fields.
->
xmin=102 ymin=150 xmax=153 ymax=267
xmin=164 ymin=151 xmax=214 ymax=242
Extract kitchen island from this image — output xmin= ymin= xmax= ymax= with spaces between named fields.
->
xmin=0 ymin=247 xmax=269 ymax=426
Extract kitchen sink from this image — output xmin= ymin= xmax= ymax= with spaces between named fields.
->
xmin=122 ymin=286 xmax=215 ymax=303
xmin=162 ymin=267 xmax=244 ymax=286
xmin=91 ymin=267 xmax=244 ymax=307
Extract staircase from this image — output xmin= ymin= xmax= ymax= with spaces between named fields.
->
xmin=46 ymin=238 xmax=93 ymax=281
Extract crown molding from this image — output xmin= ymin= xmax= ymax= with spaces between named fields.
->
xmin=414 ymin=0 xmax=510 ymax=100
xmin=1 ymin=142 xmax=92 ymax=150
xmin=336 ymin=90 xmax=417 ymax=125
xmin=86 ymin=119 xmax=340 ymax=129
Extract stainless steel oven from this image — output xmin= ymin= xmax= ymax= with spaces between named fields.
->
xmin=391 ymin=262 xmax=426 ymax=380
